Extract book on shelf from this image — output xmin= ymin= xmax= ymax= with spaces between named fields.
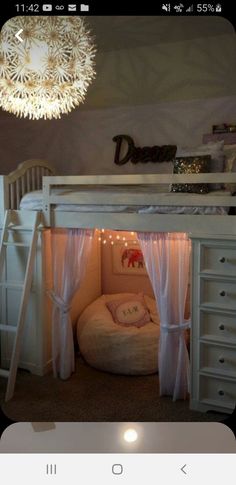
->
xmin=212 ymin=123 xmax=236 ymax=134
xmin=202 ymin=132 xmax=236 ymax=145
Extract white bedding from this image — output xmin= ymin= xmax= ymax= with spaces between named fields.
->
xmin=77 ymin=293 xmax=160 ymax=375
xmin=20 ymin=187 xmax=230 ymax=215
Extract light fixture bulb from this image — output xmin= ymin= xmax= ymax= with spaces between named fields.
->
xmin=27 ymin=40 xmax=48 ymax=72
xmin=123 ymin=428 xmax=138 ymax=443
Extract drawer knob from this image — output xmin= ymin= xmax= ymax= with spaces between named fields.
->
xmin=218 ymin=389 xmax=225 ymax=396
xmin=219 ymin=290 xmax=226 ymax=297
xmin=219 ymin=257 xmax=226 ymax=263
xmin=219 ymin=324 xmax=225 ymax=331
xmin=218 ymin=356 xmax=225 ymax=364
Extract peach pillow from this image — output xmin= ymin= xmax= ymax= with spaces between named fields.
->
xmin=106 ymin=295 xmax=151 ymax=328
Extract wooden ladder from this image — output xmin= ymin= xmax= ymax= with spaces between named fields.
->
xmin=0 ymin=210 xmax=39 ymax=401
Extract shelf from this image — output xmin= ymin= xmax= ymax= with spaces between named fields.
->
xmin=202 ymin=133 xmax=236 ymax=144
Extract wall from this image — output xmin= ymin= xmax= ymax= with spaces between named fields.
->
xmin=85 ymin=32 xmax=236 ymax=109
xmin=0 ymin=25 xmax=236 ymax=175
xmin=71 ymin=230 xmax=101 ymax=324
xmin=101 ymin=230 xmax=154 ymax=297
xmin=101 ymin=229 xmax=190 ymax=318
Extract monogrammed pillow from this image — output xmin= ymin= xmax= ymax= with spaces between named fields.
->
xmin=106 ymin=295 xmax=151 ymax=328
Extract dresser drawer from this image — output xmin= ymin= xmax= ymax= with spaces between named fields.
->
xmin=201 ymin=245 xmax=236 ymax=275
xmin=200 ymin=310 xmax=236 ymax=344
xmin=200 ymin=279 xmax=236 ymax=309
xmin=199 ymin=375 xmax=236 ymax=410
xmin=200 ymin=343 xmax=236 ymax=378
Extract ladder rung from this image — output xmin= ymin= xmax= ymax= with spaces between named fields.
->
xmin=3 ymin=242 xmax=30 ymax=247
xmin=0 ymin=282 xmax=24 ymax=289
xmin=0 ymin=369 xmax=10 ymax=378
xmin=0 ymin=324 xmax=17 ymax=333
xmin=7 ymin=225 xmax=33 ymax=231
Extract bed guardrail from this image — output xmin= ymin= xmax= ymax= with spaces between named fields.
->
xmin=0 ymin=160 xmax=55 ymax=225
xmin=42 ymin=172 xmax=236 ymax=207
xmin=41 ymin=173 xmax=236 ymax=232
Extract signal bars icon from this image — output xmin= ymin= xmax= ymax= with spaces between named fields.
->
xmin=186 ymin=4 xmax=193 ymax=12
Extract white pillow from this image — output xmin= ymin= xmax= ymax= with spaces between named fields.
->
xmin=224 ymin=144 xmax=236 ymax=170
xmin=148 ymin=161 xmax=173 ymax=193
xmin=223 ymin=144 xmax=236 ymax=193
xmin=176 ymin=141 xmax=224 ymax=189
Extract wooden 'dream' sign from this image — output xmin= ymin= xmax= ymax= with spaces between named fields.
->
xmin=113 ymin=135 xmax=177 ymax=165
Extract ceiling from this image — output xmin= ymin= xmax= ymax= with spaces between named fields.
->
xmin=88 ymin=16 xmax=235 ymax=52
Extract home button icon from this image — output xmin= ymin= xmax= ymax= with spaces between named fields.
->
xmin=112 ymin=464 xmax=123 ymax=475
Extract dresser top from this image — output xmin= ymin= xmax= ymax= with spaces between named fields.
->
xmin=189 ymin=233 xmax=236 ymax=241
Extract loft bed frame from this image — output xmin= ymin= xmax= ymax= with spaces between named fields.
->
xmin=0 ymin=159 xmax=235 ymax=235
xmin=0 ymin=159 xmax=236 ymax=413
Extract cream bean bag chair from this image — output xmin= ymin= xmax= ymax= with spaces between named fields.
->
xmin=77 ymin=293 xmax=160 ymax=375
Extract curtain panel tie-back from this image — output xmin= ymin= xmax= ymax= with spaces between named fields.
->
xmin=161 ymin=320 xmax=191 ymax=333
xmin=48 ymin=290 xmax=72 ymax=314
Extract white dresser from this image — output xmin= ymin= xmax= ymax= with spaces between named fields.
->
xmin=190 ymin=235 xmax=236 ymax=414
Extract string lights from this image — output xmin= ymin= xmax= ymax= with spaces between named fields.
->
xmin=97 ymin=229 xmax=138 ymax=247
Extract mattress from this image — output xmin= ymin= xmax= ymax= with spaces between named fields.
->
xmin=20 ymin=187 xmax=230 ymax=215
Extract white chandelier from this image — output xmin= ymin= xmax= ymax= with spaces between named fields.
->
xmin=0 ymin=16 xmax=96 ymax=120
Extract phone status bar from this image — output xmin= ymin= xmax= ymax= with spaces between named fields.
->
xmin=15 ymin=4 xmax=90 ymax=14
xmin=12 ymin=2 xmax=226 ymax=15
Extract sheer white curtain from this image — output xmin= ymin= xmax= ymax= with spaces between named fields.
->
xmin=138 ymin=232 xmax=191 ymax=400
xmin=49 ymin=228 xmax=94 ymax=379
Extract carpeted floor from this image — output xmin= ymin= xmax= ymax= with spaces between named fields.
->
xmin=0 ymin=355 xmax=227 ymax=422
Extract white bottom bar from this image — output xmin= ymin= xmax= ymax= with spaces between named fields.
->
xmin=0 ymin=453 xmax=235 ymax=485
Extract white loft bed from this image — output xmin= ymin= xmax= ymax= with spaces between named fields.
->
xmin=0 ymin=159 xmax=236 ymax=414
